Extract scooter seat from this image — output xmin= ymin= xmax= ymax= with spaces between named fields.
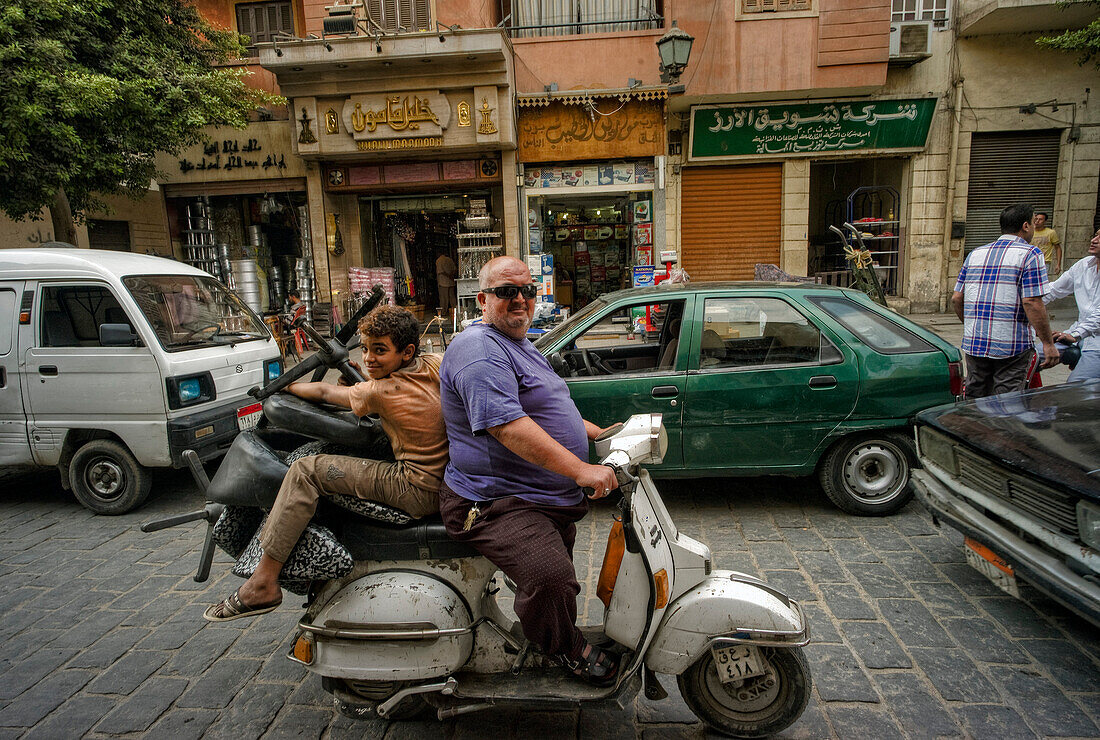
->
xmin=335 ymin=515 xmax=482 ymax=561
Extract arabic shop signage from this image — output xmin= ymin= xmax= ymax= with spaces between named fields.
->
xmin=177 ymin=138 xmax=288 ymax=175
xmin=518 ymin=99 xmax=664 ymax=164
xmin=342 ymin=91 xmax=451 ymax=142
xmin=689 ymin=98 xmax=937 ymax=160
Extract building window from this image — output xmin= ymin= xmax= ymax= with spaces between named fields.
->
xmin=506 ymin=0 xmax=663 ymax=38
xmin=742 ymin=0 xmax=811 ymax=13
xmin=87 ymin=219 xmax=131 ymax=252
xmin=236 ymin=1 xmax=294 ymax=53
xmin=891 ymin=0 xmax=947 ymax=22
xmin=365 ymin=0 xmax=433 ymax=33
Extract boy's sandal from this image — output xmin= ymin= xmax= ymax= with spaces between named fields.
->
xmin=203 ymin=590 xmax=281 ymax=622
xmin=561 ymin=646 xmax=619 ymax=688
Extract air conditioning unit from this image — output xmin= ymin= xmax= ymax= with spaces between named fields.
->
xmin=889 ymin=20 xmax=932 ymax=58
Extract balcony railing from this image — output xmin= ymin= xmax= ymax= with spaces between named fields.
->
xmin=501 ymin=0 xmax=663 ymax=37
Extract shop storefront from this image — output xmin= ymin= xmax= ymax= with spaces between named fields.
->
xmin=517 ymin=94 xmax=666 ymax=309
xmin=686 ymin=98 xmax=937 ymax=295
xmin=257 ymin=30 xmax=517 ymax=322
xmin=156 ymin=121 xmax=310 ymax=317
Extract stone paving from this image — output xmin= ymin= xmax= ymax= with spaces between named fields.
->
xmin=0 ymin=465 xmax=1098 ymax=739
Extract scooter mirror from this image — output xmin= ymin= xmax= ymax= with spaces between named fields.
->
xmin=596 ymin=413 xmax=667 ymax=467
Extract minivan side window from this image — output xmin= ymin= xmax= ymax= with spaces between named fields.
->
xmin=39 ymin=285 xmax=133 ymax=348
xmin=0 ymin=289 xmax=15 ymax=354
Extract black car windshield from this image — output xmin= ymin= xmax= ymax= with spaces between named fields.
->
xmin=122 ymin=275 xmax=269 ymax=351
xmin=534 ymin=297 xmax=609 ymax=350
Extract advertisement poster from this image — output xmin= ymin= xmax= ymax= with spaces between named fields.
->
xmin=632 ymin=265 xmax=655 ymax=288
xmin=635 ymin=245 xmax=653 ymax=265
xmin=633 ymin=199 xmax=652 ymax=222
xmin=633 ymin=223 xmax=653 ymax=245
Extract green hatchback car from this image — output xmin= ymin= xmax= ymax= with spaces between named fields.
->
xmin=535 ymin=282 xmax=963 ymax=516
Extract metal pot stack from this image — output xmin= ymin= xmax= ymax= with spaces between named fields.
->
xmin=269 ymin=265 xmax=286 ymax=312
xmin=231 ymin=259 xmax=264 ymax=313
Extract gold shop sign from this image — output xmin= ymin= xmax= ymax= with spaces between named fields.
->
xmin=342 ymin=91 xmax=451 ymax=142
xmin=357 ymin=137 xmax=444 ymax=151
xmin=518 ymin=99 xmax=664 ymax=163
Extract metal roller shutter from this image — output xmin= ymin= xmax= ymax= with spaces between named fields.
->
xmin=964 ymin=130 xmax=1061 ymax=252
xmin=680 ymin=164 xmax=782 ymax=281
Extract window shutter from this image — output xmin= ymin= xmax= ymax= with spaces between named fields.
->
xmin=411 ymin=0 xmax=432 ymax=30
xmin=237 ymin=6 xmax=253 ymax=37
xmin=278 ymin=2 xmax=293 ymax=34
xmin=760 ymin=0 xmax=778 ymax=11
xmin=743 ymin=0 xmax=761 ymax=12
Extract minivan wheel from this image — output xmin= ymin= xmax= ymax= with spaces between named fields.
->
xmin=69 ymin=440 xmax=152 ymax=515
xmin=818 ymin=433 xmax=916 ymax=516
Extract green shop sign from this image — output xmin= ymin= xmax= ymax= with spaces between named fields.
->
xmin=689 ymin=98 xmax=937 ymax=159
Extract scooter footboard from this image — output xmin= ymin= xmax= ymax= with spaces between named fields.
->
xmin=645 ymin=570 xmax=809 ymax=675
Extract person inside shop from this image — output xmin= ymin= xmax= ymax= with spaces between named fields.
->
xmin=204 ymin=305 xmax=447 ymax=621
xmin=436 ymin=249 xmax=458 ymax=315
xmin=1032 ymin=212 xmax=1062 ymax=276
xmin=437 ymin=256 xmax=621 ymax=686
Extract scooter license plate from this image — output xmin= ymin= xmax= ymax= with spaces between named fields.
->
xmin=237 ymin=403 xmax=263 ymax=431
xmin=712 ymin=644 xmax=766 ymax=684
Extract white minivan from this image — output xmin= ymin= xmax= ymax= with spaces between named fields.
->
xmin=0 ymin=248 xmax=283 ymax=514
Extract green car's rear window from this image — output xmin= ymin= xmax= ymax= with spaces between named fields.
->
xmin=809 ymin=296 xmax=935 ymax=354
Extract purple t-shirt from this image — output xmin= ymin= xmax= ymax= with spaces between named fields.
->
xmin=440 ymin=323 xmax=587 ymax=506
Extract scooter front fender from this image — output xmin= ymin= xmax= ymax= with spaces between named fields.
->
xmin=645 ymin=570 xmax=809 ymax=676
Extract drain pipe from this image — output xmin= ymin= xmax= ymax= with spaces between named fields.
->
xmin=939 ymin=77 xmax=965 ymax=313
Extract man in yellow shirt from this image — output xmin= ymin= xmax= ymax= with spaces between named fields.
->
xmin=1032 ymin=212 xmax=1061 ymax=276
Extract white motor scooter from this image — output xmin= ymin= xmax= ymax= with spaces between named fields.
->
xmin=149 ymin=407 xmax=811 ymax=738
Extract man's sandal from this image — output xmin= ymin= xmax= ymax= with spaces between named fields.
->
xmin=561 ymin=646 xmax=619 ymax=688
xmin=203 ymin=590 xmax=281 ymax=622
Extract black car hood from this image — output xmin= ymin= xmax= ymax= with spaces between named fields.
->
xmin=917 ymin=380 xmax=1100 ymax=502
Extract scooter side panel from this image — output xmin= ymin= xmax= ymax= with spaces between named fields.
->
xmin=310 ymin=571 xmax=474 ymax=681
xmin=604 ymin=477 xmax=677 ymax=649
xmin=644 ymin=570 xmax=807 ymax=675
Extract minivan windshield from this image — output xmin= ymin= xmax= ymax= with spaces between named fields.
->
xmin=122 ymin=275 xmax=269 ymax=351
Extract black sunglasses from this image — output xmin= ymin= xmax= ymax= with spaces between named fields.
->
xmin=481 ymin=284 xmax=539 ymax=300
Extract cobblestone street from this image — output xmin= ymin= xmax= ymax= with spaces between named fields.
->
xmin=0 ymin=463 xmax=1097 ymax=739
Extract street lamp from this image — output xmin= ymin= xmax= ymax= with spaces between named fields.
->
xmin=656 ymin=20 xmax=694 ymax=94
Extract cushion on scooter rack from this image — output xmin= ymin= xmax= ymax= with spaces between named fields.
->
xmin=212 ymin=505 xmax=265 ymax=559
xmin=233 ymin=515 xmax=354 ymax=595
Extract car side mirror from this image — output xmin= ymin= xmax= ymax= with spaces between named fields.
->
xmin=99 ymin=323 xmax=141 ymax=347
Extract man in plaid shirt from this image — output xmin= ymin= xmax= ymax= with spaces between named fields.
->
xmin=951 ymin=204 xmax=1059 ymax=398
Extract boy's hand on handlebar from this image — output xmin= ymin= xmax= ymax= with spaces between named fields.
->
xmin=337 ymin=360 xmax=364 ymax=386
xmin=578 ymin=463 xmax=619 ymax=499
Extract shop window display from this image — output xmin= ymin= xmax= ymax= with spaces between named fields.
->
xmin=529 ymin=195 xmax=650 ymax=310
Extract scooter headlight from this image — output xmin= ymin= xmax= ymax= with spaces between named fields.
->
xmin=265 ymin=359 xmax=282 ymax=382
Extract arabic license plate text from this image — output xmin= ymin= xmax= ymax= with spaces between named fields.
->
xmin=237 ymin=403 xmax=263 ymax=431
xmin=965 ymin=537 xmax=1019 ymax=598
xmin=712 ymin=644 xmax=766 ymax=684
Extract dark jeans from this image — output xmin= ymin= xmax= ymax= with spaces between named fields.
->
xmin=439 ymin=483 xmax=589 ymax=659
xmin=964 ymin=349 xmax=1034 ymax=398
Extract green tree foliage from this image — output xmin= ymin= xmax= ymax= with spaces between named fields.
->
xmin=1037 ymin=1 xmax=1100 ymax=67
xmin=0 ymin=0 xmax=281 ymax=238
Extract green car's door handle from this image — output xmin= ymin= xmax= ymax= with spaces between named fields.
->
xmin=808 ymin=375 xmax=837 ymax=389
xmin=651 ymin=385 xmax=680 ymax=399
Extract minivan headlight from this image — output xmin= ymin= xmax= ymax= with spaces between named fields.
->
xmin=166 ymin=372 xmax=216 ymax=410
xmin=265 ymin=359 xmax=282 ymax=382
xmin=1079 ymin=501 xmax=1100 ymax=551
xmin=917 ymin=427 xmax=958 ymax=476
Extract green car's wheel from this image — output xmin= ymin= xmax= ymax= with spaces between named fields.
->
xmin=819 ymin=432 xmax=917 ymax=516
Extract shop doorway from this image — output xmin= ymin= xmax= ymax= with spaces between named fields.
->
xmin=358 ymin=192 xmax=497 ymax=313
xmin=527 ymin=193 xmax=643 ymax=310
xmin=809 ymin=158 xmax=906 ymax=295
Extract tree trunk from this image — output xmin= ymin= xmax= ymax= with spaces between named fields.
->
xmin=50 ymin=189 xmax=78 ymax=246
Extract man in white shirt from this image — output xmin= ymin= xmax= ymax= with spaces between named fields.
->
xmin=1044 ymin=227 xmax=1100 ymax=381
